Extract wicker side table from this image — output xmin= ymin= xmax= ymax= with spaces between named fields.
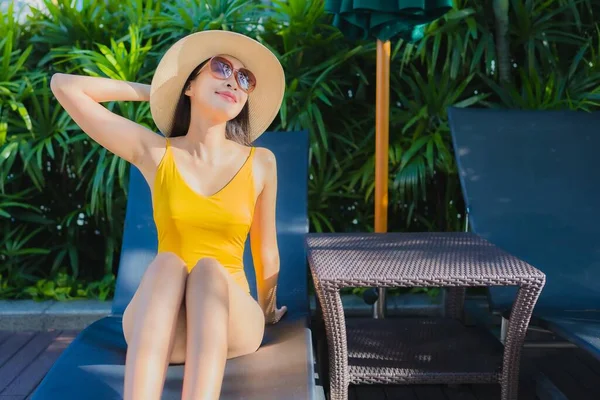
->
xmin=306 ymin=232 xmax=545 ymax=400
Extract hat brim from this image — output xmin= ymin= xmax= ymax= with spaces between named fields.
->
xmin=150 ymin=30 xmax=285 ymax=142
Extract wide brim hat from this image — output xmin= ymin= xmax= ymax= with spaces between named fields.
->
xmin=150 ymin=30 xmax=285 ymax=142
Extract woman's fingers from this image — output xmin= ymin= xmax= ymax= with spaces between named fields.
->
xmin=266 ymin=305 xmax=287 ymax=324
xmin=274 ymin=306 xmax=287 ymax=323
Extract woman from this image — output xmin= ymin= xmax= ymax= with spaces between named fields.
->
xmin=50 ymin=30 xmax=288 ymax=400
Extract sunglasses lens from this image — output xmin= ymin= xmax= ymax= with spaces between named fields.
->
xmin=237 ymin=69 xmax=256 ymax=92
xmin=209 ymin=56 xmax=256 ymax=93
xmin=210 ymin=57 xmax=232 ymax=79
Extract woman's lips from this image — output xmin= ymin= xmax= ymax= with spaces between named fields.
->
xmin=216 ymin=91 xmax=237 ymax=103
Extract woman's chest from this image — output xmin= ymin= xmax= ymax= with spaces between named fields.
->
xmin=154 ymin=183 xmax=254 ymax=229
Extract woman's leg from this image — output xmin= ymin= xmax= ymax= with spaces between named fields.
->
xmin=121 ymin=252 xmax=188 ymax=400
xmin=181 ymin=258 xmax=265 ymax=400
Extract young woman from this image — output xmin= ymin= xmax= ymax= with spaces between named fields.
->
xmin=50 ymin=30 xmax=288 ymax=400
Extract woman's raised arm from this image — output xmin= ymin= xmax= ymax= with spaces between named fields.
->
xmin=50 ymin=73 xmax=165 ymax=172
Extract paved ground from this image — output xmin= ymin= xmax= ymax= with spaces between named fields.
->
xmin=2 ymin=296 xmax=598 ymax=399
xmin=1 ymin=326 xmax=599 ymax=399
xmin=346 ymin=347 xmax=600 ymax=399
xmin=0 ymin=329 xmax=79 ymax=399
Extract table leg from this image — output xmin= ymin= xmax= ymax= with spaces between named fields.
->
xmin=374 ymin=287 xmax=387 ymax=318
xmin=315 ymin=285 xmax=349 ymax=400
xmin=445 ymin=287 xmax=466 ymax=320
xmin=500 ymin=282 xmax=545 ymax=400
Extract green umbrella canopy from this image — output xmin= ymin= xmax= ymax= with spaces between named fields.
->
xmin=325 ymin=0 xmax=453 ymax=42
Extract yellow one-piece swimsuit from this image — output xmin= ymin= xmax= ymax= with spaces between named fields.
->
xmin=152 ymin=138 xmax=256 ymax=294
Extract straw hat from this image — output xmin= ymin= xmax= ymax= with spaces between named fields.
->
xmin=150 ymin=30 xmax=285 ymax=141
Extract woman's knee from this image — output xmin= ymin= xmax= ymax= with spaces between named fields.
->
xmin=142 ymin=252 xmax=188 ymax=284
xmin=186 ymin=258 xmax=230 ymax=303
xmin=153 ymin=252 xmax=187 ymax=271
xmin=188 ymin=258 xmax=227 ymax=283
xmin=122 ymin=253 xmax=187 ymax=346
xmin=191 ymin=257 xmax=222 ymax=270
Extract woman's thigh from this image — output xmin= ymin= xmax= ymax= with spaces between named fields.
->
xmin=224 ymin=270 xmax=265 ymax=359
xmin=121 ymin=252 xmax=188 ymax=351
xmin=186 ymin=258 xmax=266 ymax=360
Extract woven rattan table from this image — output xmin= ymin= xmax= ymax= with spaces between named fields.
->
xmin=306 ymin=232 xmax=546 ymax=400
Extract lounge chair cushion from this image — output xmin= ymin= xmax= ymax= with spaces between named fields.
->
xmin=32 ymin=314 xmax=314 ymax=399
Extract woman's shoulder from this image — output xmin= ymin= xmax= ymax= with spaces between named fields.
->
xmin=250 ymin=146 xmax=277 ymax=182
xmin=252 ymin=146 xmax=276 ymax=164
xmin=254 ymin=147 xmax=277 ymax=170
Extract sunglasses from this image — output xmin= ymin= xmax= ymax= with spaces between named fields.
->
xmin=201 ymin=56 xmax=257 ymax=94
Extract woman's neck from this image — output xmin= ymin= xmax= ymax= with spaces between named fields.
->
xmin=181 ymin=116 xmax=231 ymax=164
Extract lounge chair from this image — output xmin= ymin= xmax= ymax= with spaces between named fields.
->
xmin=447 ymin=107 xmax=600 ymax=361
xmin=31 ymin=130 xmax=315 ymax=399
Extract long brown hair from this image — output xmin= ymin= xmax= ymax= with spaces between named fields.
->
xmin=167 ymin=59 xmax=251 ymax=145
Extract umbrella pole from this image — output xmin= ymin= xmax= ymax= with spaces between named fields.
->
xmin=373 ymin=39 xmax=390 ymax=319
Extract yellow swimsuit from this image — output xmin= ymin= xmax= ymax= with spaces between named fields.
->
xmin=152 ymin=138 xmax=256 ymax=293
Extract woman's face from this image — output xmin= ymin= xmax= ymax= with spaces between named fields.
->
xmin=184 ymin=54 xmax=249 ymax=123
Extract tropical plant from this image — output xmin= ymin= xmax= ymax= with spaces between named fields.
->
xmin=0 ymin=0 xmax=598 ymax=300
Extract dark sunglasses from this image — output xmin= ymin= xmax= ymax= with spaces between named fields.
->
xmin=201 ymin=55 xmax=257 ymax=94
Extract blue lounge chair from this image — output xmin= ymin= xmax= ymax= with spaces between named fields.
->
xmin=447 ymin=107 xmax=600 ymax=361
xmin=31 ymin=130 xmax=315 ymax=399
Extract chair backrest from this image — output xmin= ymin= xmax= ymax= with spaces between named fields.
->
xmin=112 ymin=130 xmax=310 ymax=317
xmin=447 ymin=107 xmax=600 ymax=312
